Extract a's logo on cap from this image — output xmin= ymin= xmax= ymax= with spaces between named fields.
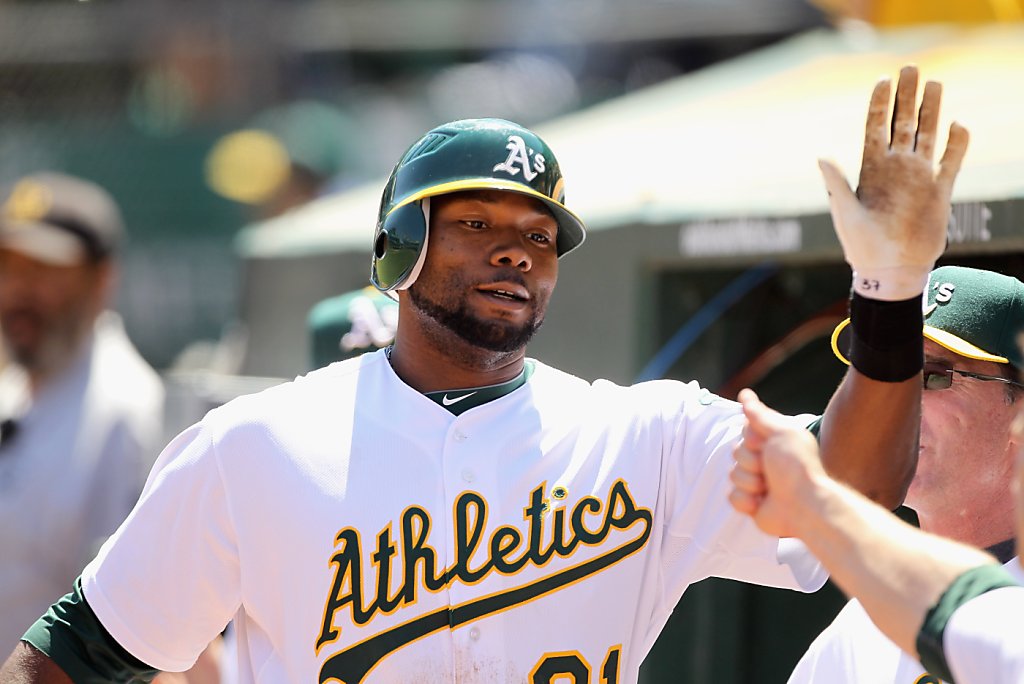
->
xmin=3 ymin=180 xmax=52 ymax=224
xmin=924 ymin=281 xmax=956 ymax=318
xmin=492 ymin=135 xmax=546 ymax=182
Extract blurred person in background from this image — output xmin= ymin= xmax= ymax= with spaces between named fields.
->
xmin=175 ymin=100 xmax=359 ymax=381
xmin=789 ymin=265 xmax=1024 ymax=682
xmin=307 ymin=286 xmax=399 ymax=369
xmin=0 ymin=172 xmax=165 ymax=654
xmin=204 ymin=100 xmax=356 ymax=221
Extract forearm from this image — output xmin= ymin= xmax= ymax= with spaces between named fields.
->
xmin=818 ymin=369 xmax=919 ymax=508
xmin=0 ymin=642 xmax=73 ymax=684
xmin=792 ymin=475 xmax=994 ymax=657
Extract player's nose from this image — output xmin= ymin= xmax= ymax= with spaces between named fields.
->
xmin=489 ymin=233 xmax=532 ymax=271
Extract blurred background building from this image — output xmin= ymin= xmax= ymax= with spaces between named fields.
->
xmin=2 ymin=0 xmax=1023 ymax=681
xmin=0 ymin=0 xmax=832 ymax=370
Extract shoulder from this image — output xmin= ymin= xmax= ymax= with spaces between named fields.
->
xmin=527 ymin=359 xmax=730 ymax=416
xmin=202 ymin=351 xmax=383 ymax=438
xmin=792 ymin=600 xmax=903 ymax=681
xmin=827 ymin=599 xmax=892 ymax=642
xmin=806 ymin=599 xmax=893 ymax=654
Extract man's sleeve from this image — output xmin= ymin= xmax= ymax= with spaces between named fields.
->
xmin=22 ymin=577 xmax=160 ymax=683
xmin=660 ymin=382 xmax=825 ymax=592
xmin=917 ymin=565 xmax=1023 ymax=683
xmin=79 ymin=420 xmax=241 ymax=673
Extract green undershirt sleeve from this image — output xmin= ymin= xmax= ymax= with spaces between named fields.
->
xmin=916 ymin=564 xmax=1020 ymax=684
xmin=21 ymin=576 xmax=160 ymax=683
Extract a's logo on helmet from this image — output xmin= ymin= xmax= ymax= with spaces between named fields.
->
xmin=493 ymin=135 xmax=546 ymax=182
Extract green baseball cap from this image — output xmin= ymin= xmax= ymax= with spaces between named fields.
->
xmin=307 ymin=287 xmax=399 ymax=369
xmin=831 ymin=266 xmax=1024 ymax=370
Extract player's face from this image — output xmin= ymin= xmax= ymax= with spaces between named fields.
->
xmin=0 ymin=248 xmax=106 ymax=377
xmin=910 ymin=340 xmax=1019 ymax=540
xmin=408 ymin=190 xmax=558 ymax=353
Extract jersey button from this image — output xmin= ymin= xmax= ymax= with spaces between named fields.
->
xmin=453 ymin=431 xmax=468 ymax=442
xmin=461 ymin=468 xmax=475 ymax=483
xmin=469 ymin=627 xmax=481 ymax=641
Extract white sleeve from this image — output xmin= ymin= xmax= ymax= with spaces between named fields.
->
xmin=81 ymin=421 xmax=241 ymax=673
xmin=944 ymin=587 xmax=1024 ymax=684
xmin=659 ymin=382 xmax=824 ymax=592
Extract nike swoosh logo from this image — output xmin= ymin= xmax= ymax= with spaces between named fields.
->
xmin=442 ymin=392 xmax=476 ymax=406
xmin=923 ymin=303 xmax=938 ymax=317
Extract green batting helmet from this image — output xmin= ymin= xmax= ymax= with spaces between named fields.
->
xmin=370 ymin=118 xmax=586 ymax=292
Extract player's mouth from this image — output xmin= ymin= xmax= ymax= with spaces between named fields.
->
xmin=476 ymin=282 xmax=530 ymax=304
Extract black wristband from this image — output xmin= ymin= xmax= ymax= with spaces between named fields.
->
xmin=848 ymin=292 xmax=923 ymax=382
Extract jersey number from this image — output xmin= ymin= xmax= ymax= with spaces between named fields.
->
xmin=530 ymin=646 xmax=621 ymax=683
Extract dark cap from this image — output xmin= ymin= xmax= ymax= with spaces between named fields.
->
xmin=0 ymin=172 xmax=124 ymax=266
xmin=831 ymin=266 xmax=1024 ymax=370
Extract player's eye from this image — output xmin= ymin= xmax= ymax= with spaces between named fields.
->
xmin=922 ymin=364 xmax=953 ymax=390
xmin=528 ymin=229 xmax=554 ymax=245
xmin=463 ymin=219 xmax=487 ymax=229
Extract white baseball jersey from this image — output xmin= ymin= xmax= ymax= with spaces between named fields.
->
xmin=82 ymin=349 xmax=823 ymax=683
xmin=789 ymin=559 xmax=1024 ymax=684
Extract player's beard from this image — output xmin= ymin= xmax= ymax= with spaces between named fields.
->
xmin=408 ymin=271 xmax=545 ymax=353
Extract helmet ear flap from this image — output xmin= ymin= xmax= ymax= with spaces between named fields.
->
xmin=370 ymin=198 xmax=430 ymax=292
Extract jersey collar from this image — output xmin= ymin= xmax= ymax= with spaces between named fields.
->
xmin=424 ymin=361 xmax=535 ymax=415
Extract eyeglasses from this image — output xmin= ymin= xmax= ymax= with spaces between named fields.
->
xmin=923 ymin=364 xmax=1024 ymax=391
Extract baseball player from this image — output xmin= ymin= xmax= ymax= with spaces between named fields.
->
xmin=1 ymin=66 xmax=966 ymax=683
xmin=729 ymin=388 xmax=1024 ymax=684
xmin=788 ymin=266 xmax=1024 ymax=684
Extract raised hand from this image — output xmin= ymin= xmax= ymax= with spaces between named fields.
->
xmin=819 ymin=65 xmax=969 ymax=301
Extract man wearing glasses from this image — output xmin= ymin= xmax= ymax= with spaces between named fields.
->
xmin=790 ymin=264 xmax=1024 ymax=683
